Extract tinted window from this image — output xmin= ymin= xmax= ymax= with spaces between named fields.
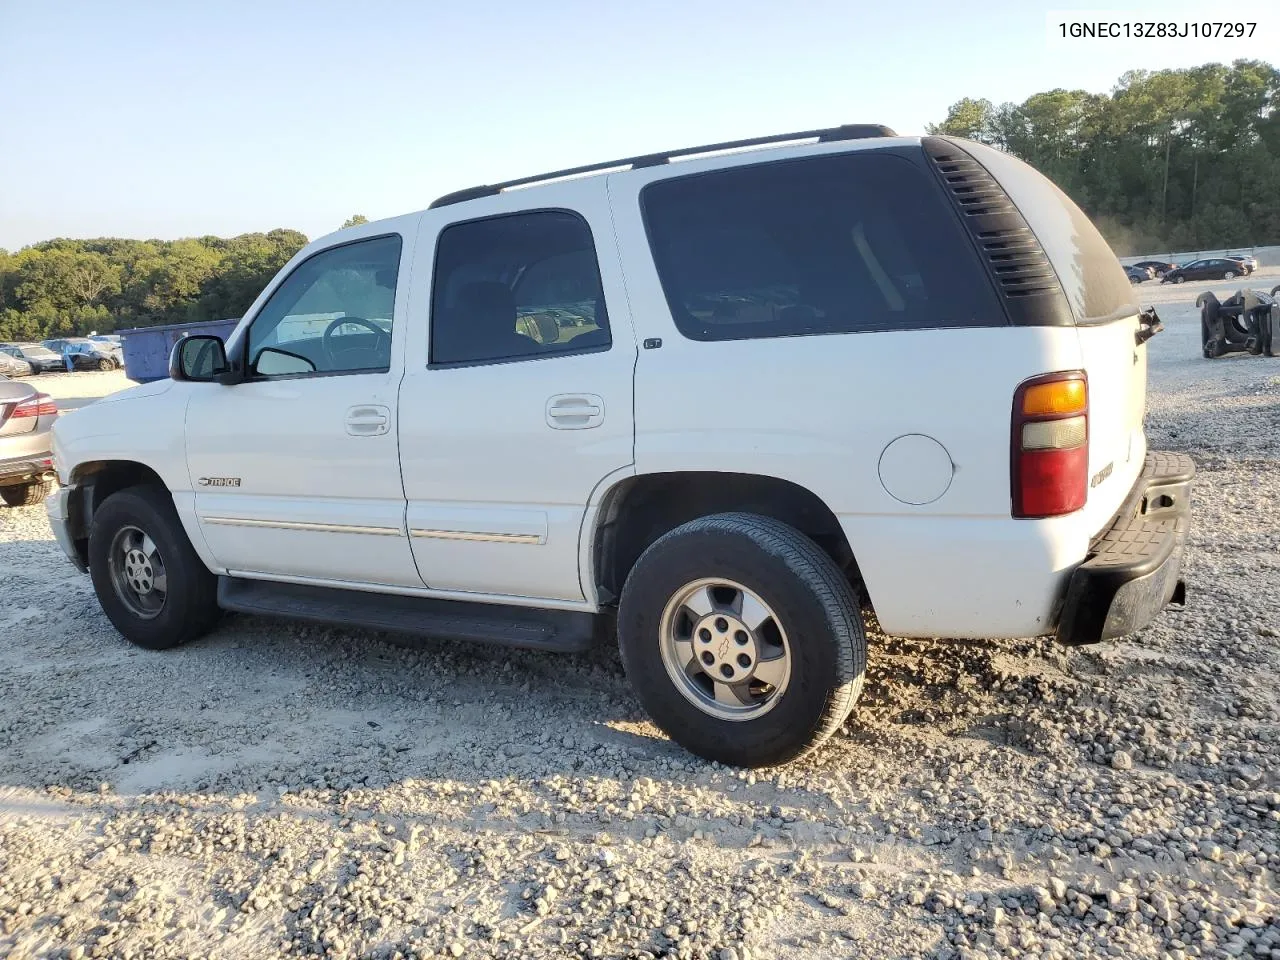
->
xmin=641 ymin=152 xmax=1002 ymax=342
xmin=247 ymin=235 xmax=401 ymax=377
xmin=430 ymin=211 xmax=611 ymax=366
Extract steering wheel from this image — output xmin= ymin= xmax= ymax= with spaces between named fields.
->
xmin=321 ymin=316 xmax=390 ymax=369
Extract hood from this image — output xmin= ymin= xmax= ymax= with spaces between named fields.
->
xmin=93 ymin=378 xmax=173 ymax=405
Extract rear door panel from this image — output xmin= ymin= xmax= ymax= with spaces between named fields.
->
xmin=398 ymin=179 xmax=638 ymax=602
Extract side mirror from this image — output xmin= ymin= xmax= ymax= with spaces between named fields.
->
xmin=170 ymin=335 xmax=227 ymax=382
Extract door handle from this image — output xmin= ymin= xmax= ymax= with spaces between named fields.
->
xmin=345 ymin=405 xmax=391 ymax=436
xmin=546 ymin=394 xmax=605 ymax=430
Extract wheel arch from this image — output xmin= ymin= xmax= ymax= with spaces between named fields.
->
xmin=588 ymin=470 xmax=869 ymax=609
xmin=61 ymin=460 xmax=175 ymax=565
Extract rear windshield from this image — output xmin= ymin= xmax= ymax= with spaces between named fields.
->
xmin=641 ymin=151 xmax=1003 ymax=342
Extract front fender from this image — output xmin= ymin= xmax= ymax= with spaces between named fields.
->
xmin=53 ymin=382 xmax=191 ymax=493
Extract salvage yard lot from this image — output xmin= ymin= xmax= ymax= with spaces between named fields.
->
xmin=1 ymin=277 xmax=1277 ymax=959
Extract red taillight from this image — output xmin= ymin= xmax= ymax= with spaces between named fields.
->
xmin=11 ymin=393 xmax=59 ymax=418
xmin=1012 ymin=372 xmax=1088 ymax=518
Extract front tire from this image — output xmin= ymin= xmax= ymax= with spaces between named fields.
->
xmin=1225 ymin=270 xmax=1237 ymax=280
xmin=0 ymin=480 xmax=53 ymax=507
xmin=88 ymin=486 xmax=219 ymax=650
xmin=618 ymin=513 xmax=866 ymax=767
xmin=97 ymin=358 xmax=114 ymax=371
xmin=1174 ymin=275 xmax=1186 ymax=284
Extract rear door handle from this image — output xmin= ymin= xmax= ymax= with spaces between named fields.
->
xmin=546 ymin=394 xmax=605 ymax=430
xmin=345 ymin=404 xmax=391 ymax=436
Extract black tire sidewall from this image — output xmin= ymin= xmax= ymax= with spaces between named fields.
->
xmin=0 ymin=480 xmax=53 ymax=507
xmin=619 ymin=519 xmax=863 ymax=767
xmin=88 ymin=487 xmax=217 ymax=650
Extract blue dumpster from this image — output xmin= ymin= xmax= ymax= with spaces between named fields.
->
xmin=117 ymin=318 xmax=240 ymax=383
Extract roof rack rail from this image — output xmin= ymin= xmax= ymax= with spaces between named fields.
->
xmin=427 ymin=123 xmax=898 ymax=209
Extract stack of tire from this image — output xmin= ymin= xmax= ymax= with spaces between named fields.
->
xmin=1200 ymin=288 xmax=1279 ymax=358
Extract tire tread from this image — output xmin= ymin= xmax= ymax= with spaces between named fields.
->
xmin=88 ymin=485 xmax=219 ymax=650
xmin=621 ymin=512 xmax=867 ymax=766
xmin=1 ymin=479 xmax=54 ymax=508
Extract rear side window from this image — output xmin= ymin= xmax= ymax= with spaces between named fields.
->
xmin=641 ymin=152 xmax=1003 ymax=342
xmin=430 ymin=210 xmax=612 ymax=366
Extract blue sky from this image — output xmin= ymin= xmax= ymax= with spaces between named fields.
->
xmin=1 ymin=0 xmax=1274 ymax=250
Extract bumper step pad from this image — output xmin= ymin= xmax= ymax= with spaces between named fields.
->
xmin=1056 ymin=451 xmax=1194 ymax=645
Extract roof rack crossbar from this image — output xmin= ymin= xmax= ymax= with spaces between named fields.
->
xmin=427 ymin=123 xmax=897 ymax=208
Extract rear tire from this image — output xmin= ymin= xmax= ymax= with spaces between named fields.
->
xmin=617 ymin=512 xmax=866 ymax=767
xmin=88 ymin=486 xmax=219 ymax=650
xmin=1225 ymin=270 xmax=1237 ymax=280
xmin=0 ymin=480 xmax=53 ymax=507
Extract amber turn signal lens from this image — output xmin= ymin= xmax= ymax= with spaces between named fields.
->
xmin=1021 ymin=379 xmax=1086 ymax=417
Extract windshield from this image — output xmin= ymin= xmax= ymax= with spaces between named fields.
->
xmin=20 ymin=345 xmax=58 ymax=358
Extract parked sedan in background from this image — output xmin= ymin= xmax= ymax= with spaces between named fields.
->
xmin=0 ymin=380 xmax=58 ymax=507
xmin=1124 ymin=265 xmax=1150 ymax=284
xmin=1161 ymin=258 xmax=1248 ymax=284
xmin=41 ymin=337 xmax=120 ymax=371
xmin=1 ymin=342 xmax=64 ymax=374
xmin=1225 ymin=254 xmax=1257 ymax=274
xmin=1132 ymin=260 xmax=1178 ymax=279
xmin=0 ymin=351 xmax=33 ymax=378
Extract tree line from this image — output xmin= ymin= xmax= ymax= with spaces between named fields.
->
xmin=0 ymin=215 xmax=368 ymax=343
xmin=928 ymin=59 xmax=1280 ymax=255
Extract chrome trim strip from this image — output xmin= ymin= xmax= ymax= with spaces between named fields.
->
xmin=203 ymin=517 xmax=403 ymax=537
xmin=409 ymin=528 xmax=541 ymax=545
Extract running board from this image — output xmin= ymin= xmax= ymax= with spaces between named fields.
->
xmin=216 ymin=577 xmax=598 ymax=653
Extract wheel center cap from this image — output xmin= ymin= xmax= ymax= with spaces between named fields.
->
xmin=694 ymin=614 xmax=758 ymax=683
xmin=123 ymin=549 xmax=154 ymax=593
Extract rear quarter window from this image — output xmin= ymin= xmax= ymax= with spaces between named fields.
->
xmin=640 ymin=151 xmax=1004 ymax=342
xmin=959 ymin=140 xmax=1136 ymax=325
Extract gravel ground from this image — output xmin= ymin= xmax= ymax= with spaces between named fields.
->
xmin=1 ymin=275 xmax=1277 ymax=960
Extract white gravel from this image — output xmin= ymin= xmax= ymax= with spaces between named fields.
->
xmin=1 ymin=276 xmax=1277 ymax=960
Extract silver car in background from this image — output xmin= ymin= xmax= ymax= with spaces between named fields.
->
xmin=1 ymin=342 xmax=63 ymax=374
xmin=0 ymin=380 xmax=58 ymax=507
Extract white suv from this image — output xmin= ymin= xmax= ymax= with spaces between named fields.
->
xmin=46 ymin=124 xmax=1193 ymax=767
